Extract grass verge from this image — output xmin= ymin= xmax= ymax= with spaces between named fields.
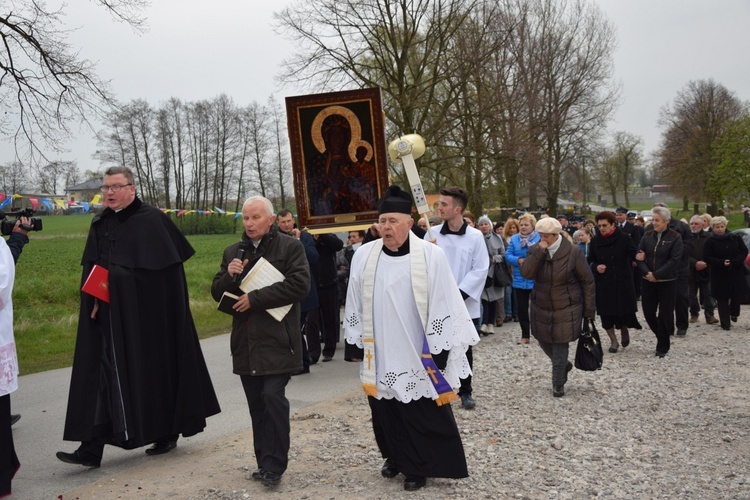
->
xmin=13 ymin=214 xmax=240 ymax=375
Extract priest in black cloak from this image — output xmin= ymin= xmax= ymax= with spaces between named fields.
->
xmin=56 ymin=166 xmax=220 ymax=468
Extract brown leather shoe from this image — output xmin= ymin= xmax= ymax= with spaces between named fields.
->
xmin=689 ymin=315 xmax=699 ymax=324
xmin=516 ymin=338 xmax=530 ymax=345
xmin=706 ymin=316 xmax=719 ymax=325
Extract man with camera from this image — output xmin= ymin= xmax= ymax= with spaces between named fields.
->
xmin=1 ymin=215 xmax=33 ymax=429
xmin=0 ymin=215 xmax=31 ymax=497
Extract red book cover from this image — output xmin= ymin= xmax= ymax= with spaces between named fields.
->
xmin=82 ymin=264 xmax=110 ymax=303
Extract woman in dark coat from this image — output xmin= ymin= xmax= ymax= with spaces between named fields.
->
xmin=702 ymin=216 xmax=749 ymax=331
xmin=521 ymin=217 xmax=595 ymax=398
xmin=588 ymin=211 xmax=638 ymax=353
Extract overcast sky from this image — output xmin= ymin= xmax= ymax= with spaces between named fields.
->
xmin=2 ymin=0 xmax=749 ymax=171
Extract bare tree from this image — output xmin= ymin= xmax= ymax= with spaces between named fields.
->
xmin=267 ymin=96 xmax=292 ymax=208
xmin=36 ymin=160 xmax=76 ymax=194
xmin=64 ymin=163 xmax=82 ymax=188
xmin=243 ymin=101 xmax=271 ymax=198
xmin=593 ymin=151 xmax=621 ymax=207
xmin=506 ymin=0 xmax=619 ymax=213
xmin=0 ymin=1 xmax=147 ymax=165
xmin=657 ymin=79 xmax=743 ymax=208
xmin=209 ymin=94 xmax=239 ymax=209
xmin=433 ymin=2 xmax=507 ymax=215
xmin=275 ymin=0 xmax=478 ymax=187
xmin=185 ymin=102 xmax=209 ymax=209
xmin=95 ymin=107 xmax=131 ymax=169
xmin=610 ymin=131 xmax=642 ymax=207
xmin=0 ymin=161 xmax=28 ymax=194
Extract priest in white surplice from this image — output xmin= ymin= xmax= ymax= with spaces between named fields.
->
xmin=344 ymin=185 xmax=479 ymax=492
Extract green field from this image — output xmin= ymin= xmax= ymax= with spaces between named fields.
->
xmin=12 ymin=214 xmax=241 ymax=375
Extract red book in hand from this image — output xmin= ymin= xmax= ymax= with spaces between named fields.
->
xmin=82 ymin=264 xmax=110 ymax=303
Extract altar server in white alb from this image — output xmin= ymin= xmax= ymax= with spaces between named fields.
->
xmin=426 ymin=186 xmax=489 ymax=409
xmin=344 ymin=185 xmax=479 ymax=492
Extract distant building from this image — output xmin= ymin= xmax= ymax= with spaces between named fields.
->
xmin=650 ymin=185 xmax=671 ymax=196
xmin=66 ymin=178 xmax=103 ymax=203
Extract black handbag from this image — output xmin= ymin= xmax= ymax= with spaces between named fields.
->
xmin=575 ymin=319 xmax=603 ymax=371
xmin=492 ymin=262 xmax=513 ymax=288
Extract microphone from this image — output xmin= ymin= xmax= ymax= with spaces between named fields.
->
xmin=231 ymin=244 xmax=248 ymax=283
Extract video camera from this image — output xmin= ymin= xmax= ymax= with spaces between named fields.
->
xmin=0 ymin=208 xmax=43 ymax=236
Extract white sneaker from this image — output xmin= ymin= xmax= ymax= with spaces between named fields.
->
xmin=480 ymin=324 xmax=488 ymax=333
xmin=486 ymin=324 xmax=495 ymax=334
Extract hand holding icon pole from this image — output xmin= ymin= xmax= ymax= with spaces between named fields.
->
xmin=387 ymin=134 xmax=433 ymax=241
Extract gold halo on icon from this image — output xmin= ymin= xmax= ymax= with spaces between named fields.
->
xmin=311 ymin=105 xmax=371 ymax=161
xmin=352 ymin=140 xmax=373 ymax=162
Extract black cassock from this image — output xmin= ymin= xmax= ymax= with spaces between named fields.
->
xmin=62 ymin=198 xmax=220 ymax=448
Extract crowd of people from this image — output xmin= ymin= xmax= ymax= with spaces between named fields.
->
xmin=3 ymin=171 xmax=749 ymax=496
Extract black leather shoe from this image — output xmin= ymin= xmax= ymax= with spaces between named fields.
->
xmin=145 ymin=440 xmax=177 ymax=456
xmin=10 ymin=414 xmax=20 ymax=426
xmin=56 ymin=450 xmax=101 ymax=468
xmin=322 ymin=355 xmax=333 ymax=362
xmin=655 ymin=351 xmax=667 ymax=358
xmin=261 ymin=471 xmax=282 ymax=486
xmin=460 ymin=394 xmax=476 ymax=409
xmin=403 ymin=475 xmax=426 ymax=491
xmin=621 ymin=331 xmax=630 ymax=348
xmin=381 ymin=460 xmax=399 ymax=478
xmin=251 ymin=468 xmax=266 ymax=480
xmin=553 ymin=385 xmax=565 ymax=397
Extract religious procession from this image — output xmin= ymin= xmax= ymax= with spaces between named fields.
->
xmin=5 ymin=77 xmax=750 ymax=498
xmin=3 ymin=16 xmax=750 ymax=491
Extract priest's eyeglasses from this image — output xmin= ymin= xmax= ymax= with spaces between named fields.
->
xmin=101 ymin=184 xmax=133 ymax=193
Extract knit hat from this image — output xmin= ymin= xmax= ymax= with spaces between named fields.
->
xmin=535 ymin=217 xmax=562 ymax=234
xmin=377 ymin=185 xmax=413 ymax=215
xmin=477 ymin=215 xmax=492 ymax=226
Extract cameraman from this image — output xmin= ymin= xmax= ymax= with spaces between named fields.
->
xmin=4 ymin=218 xmax=29 ymax=429
xmin=0 ymin=234 xmax=20 ymax=496
xmin=7 ymin=217 xmax=30 ymax=264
